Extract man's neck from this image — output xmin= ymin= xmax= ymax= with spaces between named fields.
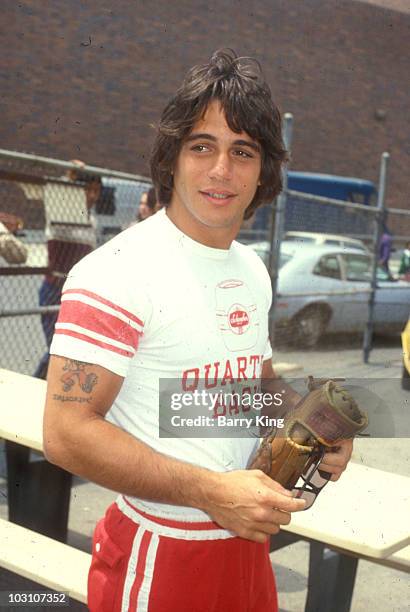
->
xmin=165 ymin=208 xmax=240 ymax=250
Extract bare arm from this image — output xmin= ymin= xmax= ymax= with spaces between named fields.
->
xmin=0 ymin=233 xmax=27 ymax=264
xmin=43 ymin=355 xmax=305 ymax=542
xmin=43 ymin=355 xmax=215 ymax=504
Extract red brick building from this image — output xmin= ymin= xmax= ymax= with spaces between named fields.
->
xmin=1 ymin=0 xmax=409 ymax=231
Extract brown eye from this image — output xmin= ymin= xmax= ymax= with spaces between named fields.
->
xmin=191 ymin=144 xmax=209 ymax=153
xmin=234 ymin=149 xmax=253 ymax=158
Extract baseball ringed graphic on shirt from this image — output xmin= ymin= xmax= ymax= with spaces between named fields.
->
xmin=228 ymin=304 xmax=250 ymax=334
xmin=215 ymin=279 xmax=259 ymax=351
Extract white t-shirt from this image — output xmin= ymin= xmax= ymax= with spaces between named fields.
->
xmin=50 ymin=209 xmax=273 ymax=520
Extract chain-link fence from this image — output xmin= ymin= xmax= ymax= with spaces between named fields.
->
xmin=0 ymin=150 xmax=151 ymax=375
xmin=251 ymin=116 xmax=410 ymax=364
xmin=1 ymin=133 xmax=410 ymax=378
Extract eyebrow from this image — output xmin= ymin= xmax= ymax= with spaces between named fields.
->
xmin=185 ymin=132 xmax=261 ymax=153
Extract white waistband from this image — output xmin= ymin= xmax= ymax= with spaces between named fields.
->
xmin=116 ymin=496 xmax=235 ymax=541
xmin=121 ymin=494 xmax=217 ymax=522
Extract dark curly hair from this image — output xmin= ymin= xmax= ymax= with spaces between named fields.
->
xmin=150 ymin=49 xmax=287 ymax=220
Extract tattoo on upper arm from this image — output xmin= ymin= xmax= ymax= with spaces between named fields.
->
xmin=59 ymin=359 xmax=99 ymax=394
xmin=53 ymin=394 xmax=91 ymax=404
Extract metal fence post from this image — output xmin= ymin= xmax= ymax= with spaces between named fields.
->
xmin=268 ymin=113 xmax=293 ymax=344
xmin=362 ymin=152 xmax=390 ymax=363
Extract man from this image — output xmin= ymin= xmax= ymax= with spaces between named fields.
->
xmin=43 ymin=50 xmax=352 ymax=611
xmin=127 ymin=187 xmax=157 ymax=228
xmin=137 ymin=187 xmax=157 ymax=221
xmin=34 ymin=166 xmax=101 ymax=379
xmin=378 ymin=223 xmax=393 ymax=278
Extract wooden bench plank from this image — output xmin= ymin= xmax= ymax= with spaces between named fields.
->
xmin=0 ymin=368 xmax=45 ymax=451
xmin=282 ymin=462 xmax=410 ymax=558
xmin=299 ymin=540 xmax=410 ymax=574
xmin=366 ymin=545 xmax=410 ymax=573
xmin=390 ymin=545 xmax=410 ymax=567
xmin=0 ymin=519 xmax=90 ymax=603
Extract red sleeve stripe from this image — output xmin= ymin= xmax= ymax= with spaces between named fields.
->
xmin=54 ymin=328 xmax=135 ymax=358
xmin=62 ymin=288 xmax=144 ymax=328
xmin=57 ymin=300 xmax=141 ymax=349
xmin=55 ymin=320 xmax=137 ymax=353
xmin=61 ymin=292 xmax=143 ymax=333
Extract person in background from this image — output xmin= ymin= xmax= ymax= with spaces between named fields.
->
xmin=0 ymin=212 xmax=28 ymax=264
xmin=378 ymin=224 xmax=393 ymax=278
xmin=398 ymin=240 xmax=410 ymax=278
xmin=34 ymin=163 xmax=101 ymax=379
xmin=137 ymin=187 xmax=157 ymax=221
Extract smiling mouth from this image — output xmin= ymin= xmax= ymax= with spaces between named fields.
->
xmin=199 ymin=190 xmax=236 ymax=204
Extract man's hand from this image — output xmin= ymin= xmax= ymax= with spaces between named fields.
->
xmin=319 ymin=438 xmax=353 ymax=482
xmin=201 ymin=469 xmax=306 ymax=543
xmin=66 ymin=159 xmax=86 ymax=181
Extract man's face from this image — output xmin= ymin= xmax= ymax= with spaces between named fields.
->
xmin=168 ymin=100 xmax=262 ymax=248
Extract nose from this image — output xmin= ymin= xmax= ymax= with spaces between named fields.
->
xmin=208 ymin=152 xmax=233 ymax=181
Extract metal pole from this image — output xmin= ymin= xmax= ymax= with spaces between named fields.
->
xmin=362 ymin=152 xmax=390 ymax=363
xmin=268 ymin=113 xmax=293 ymax=344
xmin=0 ymin=148 xmax=150 ymax=183
xmin=0 ymin=305 xmax=60 ymax=317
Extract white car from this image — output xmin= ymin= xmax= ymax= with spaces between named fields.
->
xmin=250 ymin=241 xmax=410 ymax=347
xmin=283 ymin=231 xmax=369 ymax=252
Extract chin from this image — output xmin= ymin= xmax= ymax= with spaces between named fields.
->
xmin=197 ymin=214 xmax=238 ymax=230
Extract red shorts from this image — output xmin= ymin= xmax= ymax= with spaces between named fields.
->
xmin=88 ymin=497 xmax=278 ymax=612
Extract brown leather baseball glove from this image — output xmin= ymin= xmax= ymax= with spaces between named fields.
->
xmin=249 ymin=377 xmax=368 ymax=490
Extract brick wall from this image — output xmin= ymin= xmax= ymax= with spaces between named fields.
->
xmin=1 ymin=0 xmax=408 ymax=233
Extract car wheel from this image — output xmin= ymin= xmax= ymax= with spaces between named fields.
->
xmin=293 ymin=306 xmax=329 ymax=348
xmin=402 ymin=364 xmax=410 ymax=391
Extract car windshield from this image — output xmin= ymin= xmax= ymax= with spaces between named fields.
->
xmin=251 ymin=244 xmax=293 ymax=269
xmin=345 ymin=243 xmax=366 ymax=252
xmin=323 ymin=240 xmax=342 ymax=246
xmin=284 ymin=236 xmax=316 ymax=244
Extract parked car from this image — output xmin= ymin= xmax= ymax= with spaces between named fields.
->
xmin=283 ymin=231 xmax=369 ymax=252
xmin=401 ymin=317 xmax=410 ymax=390
xmin=249 ymin=242 xmax=410 ymax=347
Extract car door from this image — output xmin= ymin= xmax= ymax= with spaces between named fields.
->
xmin=338 ymin=253 xmax=372 ymax=331
xmin=309 ymin=253 xmax=347 ymax=330
xmin=340 ymin=254 xmax=410 ymax=331
xmin=374 ymin=268 xmax=410 ymax=330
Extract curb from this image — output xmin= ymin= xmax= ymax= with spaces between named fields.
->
xmin=272 ymin=361 xmax=303 ymax=375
